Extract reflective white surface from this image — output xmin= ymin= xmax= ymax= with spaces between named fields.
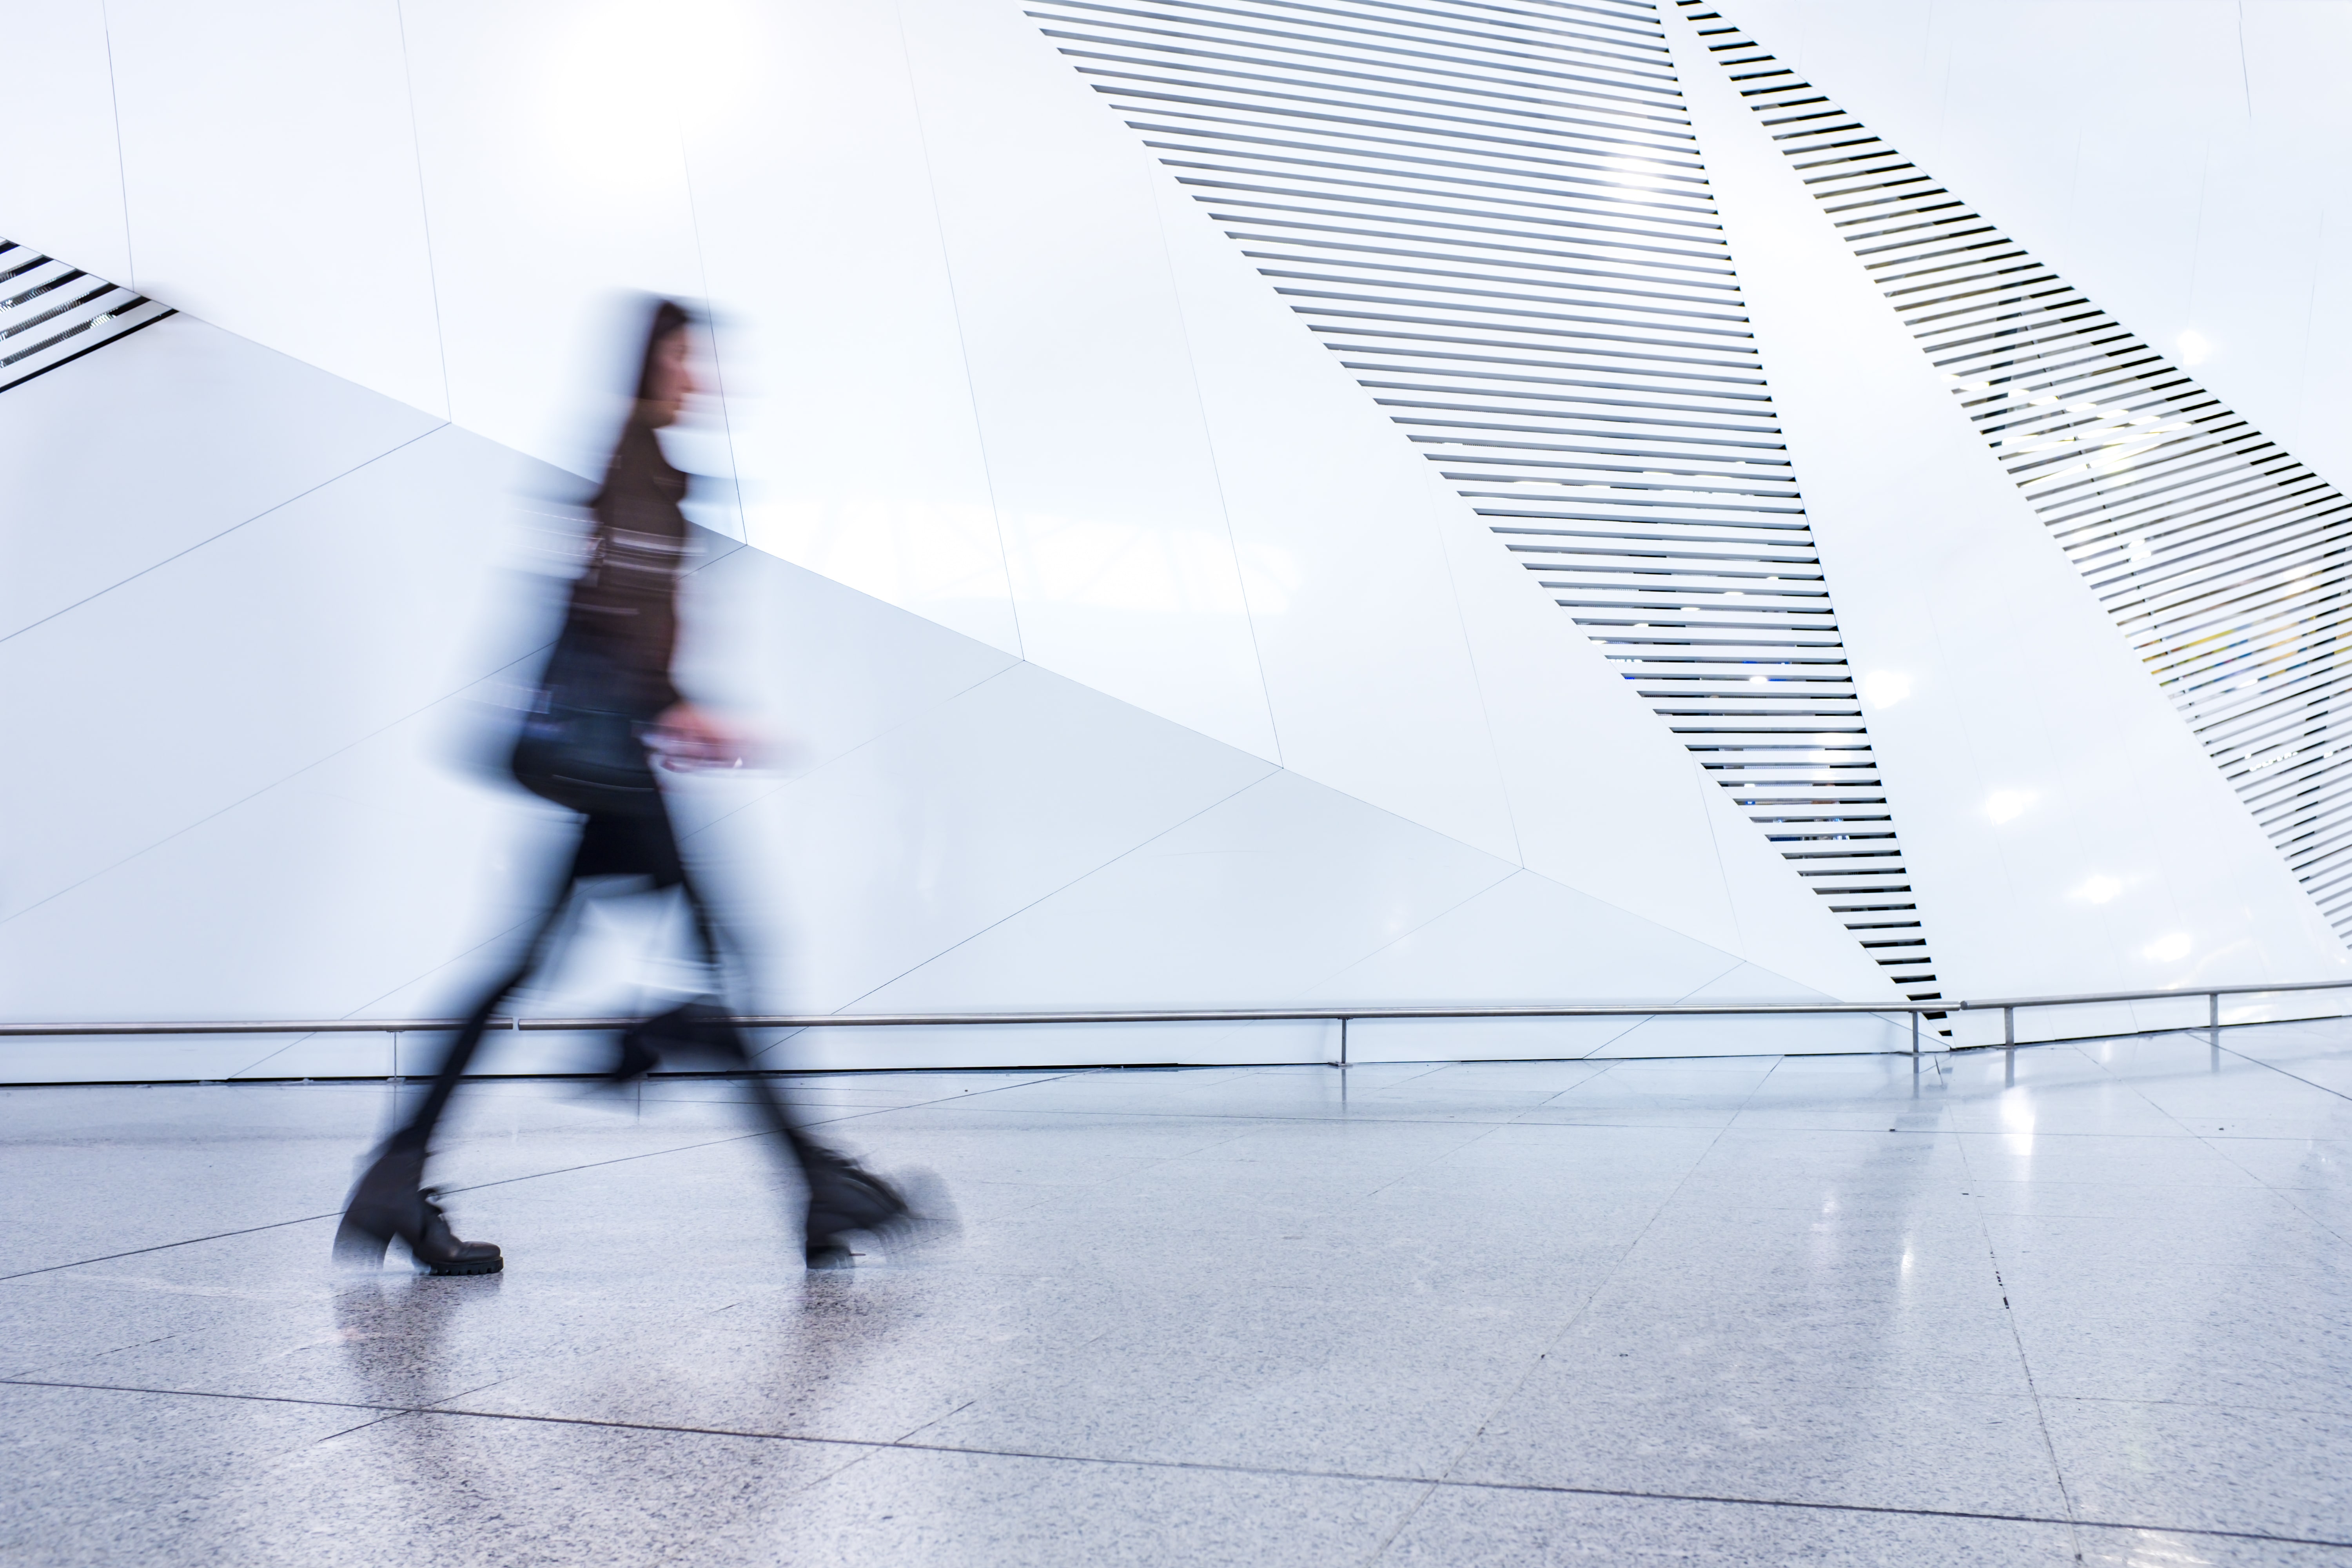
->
xmin=9 ymin=0 xmax=2351 ymax=1032
xmin=3 ymin=1027 xmax=2347 ymax=1562
xmin=1726 ymin=0 xmax=2352 ymax=505
xmin=2 ymin=313 xmax=1877 ymax=1081
xmin=687 ymin=2 xmax=1022 ymax=655
xmin=2 ymin=0 xmax=132 ymax=284
xmin=0 ymin=317 xmax=443 ymax=641
xmin=103 ymin=0 xmax=450 ymax=420
xmin=1666 ymin=14 xmax=2352 ymax=1002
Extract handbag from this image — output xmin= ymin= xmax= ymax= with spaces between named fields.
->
xmin=508 ymin=633 xmax=659 ymax=815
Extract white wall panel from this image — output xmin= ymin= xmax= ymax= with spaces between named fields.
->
xmin=397 ymin=0 xmax=708 ymax=474
xmin=684 ymin=659 xmax=1277 ymax=1017
xmin=853 ymin=770 xmax=1515 ymax=1013
xmin=0 ymin=0 xmax=131 ymax=283
xmin=102 ymin=0 xmax=448 ymax=419
xmin=1668 ymin=11 xmax=2352 ymax=998
xmin=668 ymin=536 xmax=1023 ymax=782
xmin=1593 ymin=962 xmax=1907 ymax=1060
xmin=1425 ymin=462 xmax=1894 ymax=1001
xmin=0 ymin=316 xmax=442 ymax=641
xmin=1725 ymin=0 xmax=2352 ymax=501
xmin=26 ymin=0 xmax=2342 ymax=1078
xmin=894 ymin=0 xmax=1281 ymax=762
xmin=1322 ymin=870 xmax=1747 ymax=1004
xmin=0 ymin=699 xmax=534 ymax=1031
xmin=765 ymin=1022 xmax=1335 ymax=1075
xmin=0 ymin=421 xmax=539 ymax=925
xmin=1320 ymin=871 xmax=1745 ymax=1063
xmin=683 ymin=1 xmax=1022 ymax=655
xmin=1145 ymin=174 xmax=1523 ymax=864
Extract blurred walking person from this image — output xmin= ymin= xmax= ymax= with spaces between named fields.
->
xmin=336 ymin=299 xmax=927 ymax=1275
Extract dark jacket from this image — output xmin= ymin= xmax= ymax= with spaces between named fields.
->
xmin=560 ymin=417 xmax=691 ymax=720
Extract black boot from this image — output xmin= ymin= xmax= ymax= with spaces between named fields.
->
xmin=334 ymin=1146 xmax=504 ymax=1275
xmin=618 ymin=998 xmax=740 ymax=1073
xmin=801 ymin=1155 xmax=919 ymax=1269
xmin=600 ymin=1022 xmax=663 ymax=1087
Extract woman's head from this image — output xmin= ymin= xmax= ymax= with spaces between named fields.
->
xmin=632 ymin=299 xmax=698 ymax=427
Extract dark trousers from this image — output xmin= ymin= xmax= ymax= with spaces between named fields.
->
xmin=385 ymin=783 xmax=845 ymax=1190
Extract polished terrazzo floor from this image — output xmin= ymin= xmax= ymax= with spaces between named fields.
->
xmin=4 ymin=1026 xmax=2350 ymax=1566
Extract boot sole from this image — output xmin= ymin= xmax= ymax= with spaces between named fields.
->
xmin=427 ymin=1256 xmax=504 ymax=1276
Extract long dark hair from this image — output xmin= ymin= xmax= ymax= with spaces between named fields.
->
xmin=630 ymin=297 xmax=696 ymax=405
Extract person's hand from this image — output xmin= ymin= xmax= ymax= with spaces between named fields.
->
xmin=649 ymin=702 xmax=754 ymax=771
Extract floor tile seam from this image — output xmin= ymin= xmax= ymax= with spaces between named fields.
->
xmin=1360 ymin=1480 xmax=1444 ymax=1565
xmin=2279 ymin=1192 xmax=2352 ymax=1252
xmin=0 ymin=1376 xmax=413 ymax=1417
xmin=310 ymin=1408 xmax=416 ymax=1446
xmin=855 ymin=1104 xmax=1572 ymax=1131
xmin=1355 ymin=1119 xmax=1519 ymax=1201
xmin=0 ymin=1123 xmax=794 ymax=1283
xmin=0 ymin=1070 xmax=1116 ymax=1282
xmin=864 ymin=1101 xmax=1769 ymax=1132
xmin=2140 ymin=1038 xmax=2352 ymax=1247
xmin=2063 ymin=1039 xmax=2228 ymax=1137
xmin=1944 ymin=1125 xmax=2302 ymax=1144
xmin=0 ymin=1212 xmax=347 ymax=1285
xmin=2215 ymin=1038 xmax=2352 ymax=1106
xmin=2033 ymin=1391 xmax=2352 ymax=1419
xmin=1421 ymin=1063 xmax=1779 ymax=1486
xmin=24 ymin=1378 xmax=2340 ymax=1552
xmin=1953 ymin=1127 xmax=2084 ymax=1543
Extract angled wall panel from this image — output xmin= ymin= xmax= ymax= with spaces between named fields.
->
xmin=0 ymin=0 xmax=133 ymax=286
xmin=681 ymin=0 xmax=1026 ymax=659
xmin=1 ymin=316 xmax=1882 ymax=1082
xmin=1708 ymin=0 xmax=2352 ymax=505
xmin=1662 ymin=2 xmax=2352 ymax=1003
xmin=1030 ymin=0 xmax=1937 ymax=998
xmin=0 ymin=238 xmax=172 ymax=395
xmin=1684 ymin=2 xmax=2352 ymax=948
xmin=102 ymin=0 xmax=450 ymax=421
xmin=894 ymin=0 xmax=1285 ymax=763
xmin=396 ymin=0 xmax=709 ymax=467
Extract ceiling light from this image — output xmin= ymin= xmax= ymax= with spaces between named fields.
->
xmin=1984 ymin=790 xmax=2033 ymax=824
xmin=1861 ymin=671 xmax=1911 ymax=710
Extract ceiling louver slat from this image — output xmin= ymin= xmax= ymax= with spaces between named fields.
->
xmin=1680 ymin=0 xmax=2352 ymax=945
xmin=0 ymin=238 xmax=173 ymax=394
xmin=1033 ymin=0 xmax=1942 ymax=999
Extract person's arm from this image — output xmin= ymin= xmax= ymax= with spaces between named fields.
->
xmin=650 ymin=701 xmax=746 ymax=768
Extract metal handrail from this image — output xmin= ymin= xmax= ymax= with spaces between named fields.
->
xmin=0 ymin=1002 xmax=1934 ymax=1037
xmin=1957 ymin=976 xmax=2352 ymax=1009
xmin=5 ymin=976 xmax=2352 ymax=1063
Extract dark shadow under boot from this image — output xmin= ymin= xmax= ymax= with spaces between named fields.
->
xmin=801 ymin=1155 xmax=942 ymax=1269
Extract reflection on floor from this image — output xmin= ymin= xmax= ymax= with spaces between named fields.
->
xmin=3 ymin=1025 xmax=2350 ymax=1565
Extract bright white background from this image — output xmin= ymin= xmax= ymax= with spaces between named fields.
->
xmin=5 ymin=0 xmax=2348 ymax=1073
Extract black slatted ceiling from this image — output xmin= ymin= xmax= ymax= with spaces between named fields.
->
xmin=1681 ymin=0 xmax=2352 ymax=944
xmin=1034 ymin=0 xmax=1941 ymax=997
xmin=0 ymin=238 xmax=171 ymax=392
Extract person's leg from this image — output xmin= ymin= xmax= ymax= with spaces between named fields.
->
xmin=335 ymin=838 xmax=588 ymax=1272
xmin=634 ymin=815 xmax=916 ymax=1264
xmin=393 ymin=849 xmax=588 ymax=1151
xmin=625 ymin=992 xmax=912 ymax=1264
